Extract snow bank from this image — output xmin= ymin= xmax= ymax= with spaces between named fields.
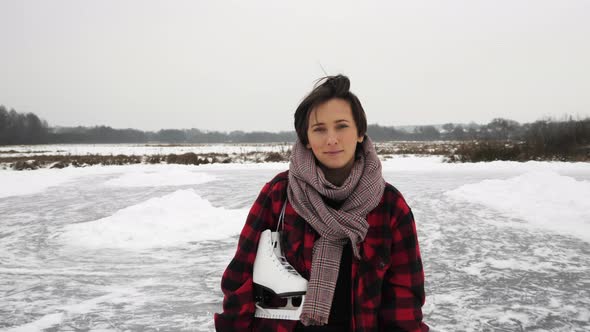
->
xmin=0 ymin=169 xmax=76 ymax=199
xmin=102 ymin=169 xmax=216 ymax=187
xmin=381 ymin=155 xmax=590 ymax=172
xmin=446 ymin=171 xmax=590 ymax=242
xmin=196 ymin=162 xmax=288 ymax=171
xmin=2 ymin=155 xmax=588 ymax=199
xmin=58 ymin=189 xmax=248 ymax=249
xmin=196 ymin=155 xmax=590 ymax=173
xmin=0 ymin=164 xmax=216 ymax=198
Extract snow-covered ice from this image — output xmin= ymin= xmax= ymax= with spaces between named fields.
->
xmin=0 ymin=169 xmax=79 ymax=199
xmin=1 ymin=153 xmax=589 ymax=331
xmin=101 ymin=169 xmax=216 ymax=188
xmin=0 ymin=164 xmax=218 ymax=198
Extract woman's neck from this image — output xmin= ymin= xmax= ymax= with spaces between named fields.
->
xmin=320 ymin=159 xmax=355 ymax=187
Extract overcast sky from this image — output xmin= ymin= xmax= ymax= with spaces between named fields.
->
xmin=1 ymin=0 xmax=589 ymax=132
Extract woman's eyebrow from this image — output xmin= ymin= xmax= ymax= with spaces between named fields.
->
xmin=311 ymin=119 xmax=349 ymax=127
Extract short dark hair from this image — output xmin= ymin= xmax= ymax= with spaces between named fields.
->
xmin=294 ymin=74 xmax=367 ymax=145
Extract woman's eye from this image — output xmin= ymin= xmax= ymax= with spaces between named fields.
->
xmin=337 ymin=125 xmax=349 ymax=129
xmin=313 ymin=128 xmax=326 ymax=132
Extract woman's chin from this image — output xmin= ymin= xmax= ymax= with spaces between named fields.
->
xmin=318 ymin=159 xmax=349 ymax=170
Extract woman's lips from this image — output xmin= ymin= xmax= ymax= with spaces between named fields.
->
xmin=324 ymin=150 xmax=344 ymax=155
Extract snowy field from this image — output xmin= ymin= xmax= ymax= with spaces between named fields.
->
xmin=0 ymin=153 xmax=589 ymax=331
xmin=0 ymin=143 xmax=292 ymax=158
xmin=0 ymin=141 xmax=445 ymax=159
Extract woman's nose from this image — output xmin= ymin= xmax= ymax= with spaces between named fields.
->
xmin=326 ymin=131 xmax=338 ymax=145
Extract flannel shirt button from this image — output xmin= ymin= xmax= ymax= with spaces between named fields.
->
xmin=378 ymin=261 xmax=386 ymax=269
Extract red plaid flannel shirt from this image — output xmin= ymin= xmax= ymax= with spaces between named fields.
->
xmin=214 ymin=171 xmax=429 ymax=332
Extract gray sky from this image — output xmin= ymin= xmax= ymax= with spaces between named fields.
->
xmin=1 ymin=0 xmax=589 ymax=132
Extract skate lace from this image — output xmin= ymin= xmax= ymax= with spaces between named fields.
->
xmin=272 ymin=201 xmax=300 ymax=278
xmin=278 ymin=256 xmax=300 ymax=276
xmin=268 ymin=242 xmax=300 ymax=277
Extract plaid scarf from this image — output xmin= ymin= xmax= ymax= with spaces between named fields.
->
xmin=287 ymin=136 xmax=385 ymax=326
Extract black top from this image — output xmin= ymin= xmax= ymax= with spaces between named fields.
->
xmin=294 ymin=241 xmax=352 ymax=331
xmin=294 ymin=198 xmax=353 ymax=331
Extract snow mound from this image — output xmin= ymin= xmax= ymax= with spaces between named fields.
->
xmin=0 ymin=164 xmax=218 ymax=198
xmin=380 ymin=155 xmax=590 ymax=172
xmin=102 ymin=169 xmax=216 ymax=187
xmin=0 ymin=169 xmax=75 ymax=198
xmin=58 ymin=189 xmax=248 ymax=249
xmin=446 ymin=171 xmax=590 ymax=242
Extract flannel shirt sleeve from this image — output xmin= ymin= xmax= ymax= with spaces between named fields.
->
xmin=214 ymin=181 xmax=274 ymax=331
xmin=380 ymin=203 xmax=429 ymax=332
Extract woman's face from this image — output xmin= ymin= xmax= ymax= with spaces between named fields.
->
xmin=306 ymin=98 xmax=364 ymax=170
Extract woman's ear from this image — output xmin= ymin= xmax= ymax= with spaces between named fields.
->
xmin=357 ymin=135 xmax=364 ymax=143
xmin=306 ymin=143 xmax=311 ymax=149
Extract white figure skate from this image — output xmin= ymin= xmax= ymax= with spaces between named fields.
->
xmin=253 ymin=202 xmax=307 ymax=320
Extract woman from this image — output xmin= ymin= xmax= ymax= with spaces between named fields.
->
xmin=214 ymin=75 xmax=429 ymax=331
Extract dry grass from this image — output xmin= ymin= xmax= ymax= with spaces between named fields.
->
xmin=443 ymin=141 xmax=590 ymax=162
xmin=0 ymin=150 xmax=292 ymax=170
xmin=264 ymin=152 xmax=289 ymax=162
xmin=375 ymin=141 xmax=459 ymax=156
xmin=0 ymin=149 xmax=52 ymax=154
xmin=2 ymin=154 xmax=144 ymax=170
xmin=2 ymin=141 xmax=587 ymax=170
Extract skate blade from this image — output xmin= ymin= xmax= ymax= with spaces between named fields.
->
xmin=254 ymin=296 xmax=304 ymax=321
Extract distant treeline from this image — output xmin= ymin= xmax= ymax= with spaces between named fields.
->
xmin=1 ymin=105 xmax=589 ymax=159
xmin=0 ymin=106 xmax=49 ymax=145
xmin=0 ymin=105 xmax=297 ymax=144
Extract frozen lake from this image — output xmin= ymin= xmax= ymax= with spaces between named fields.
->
xmin=1 ymin=157 xmax=589 ymax=331
xmin=0 ymin=143 xmax=293 ymax=158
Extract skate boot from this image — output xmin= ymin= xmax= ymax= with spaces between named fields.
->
xmin=253 ymin=229 xmax=307 ymax=320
